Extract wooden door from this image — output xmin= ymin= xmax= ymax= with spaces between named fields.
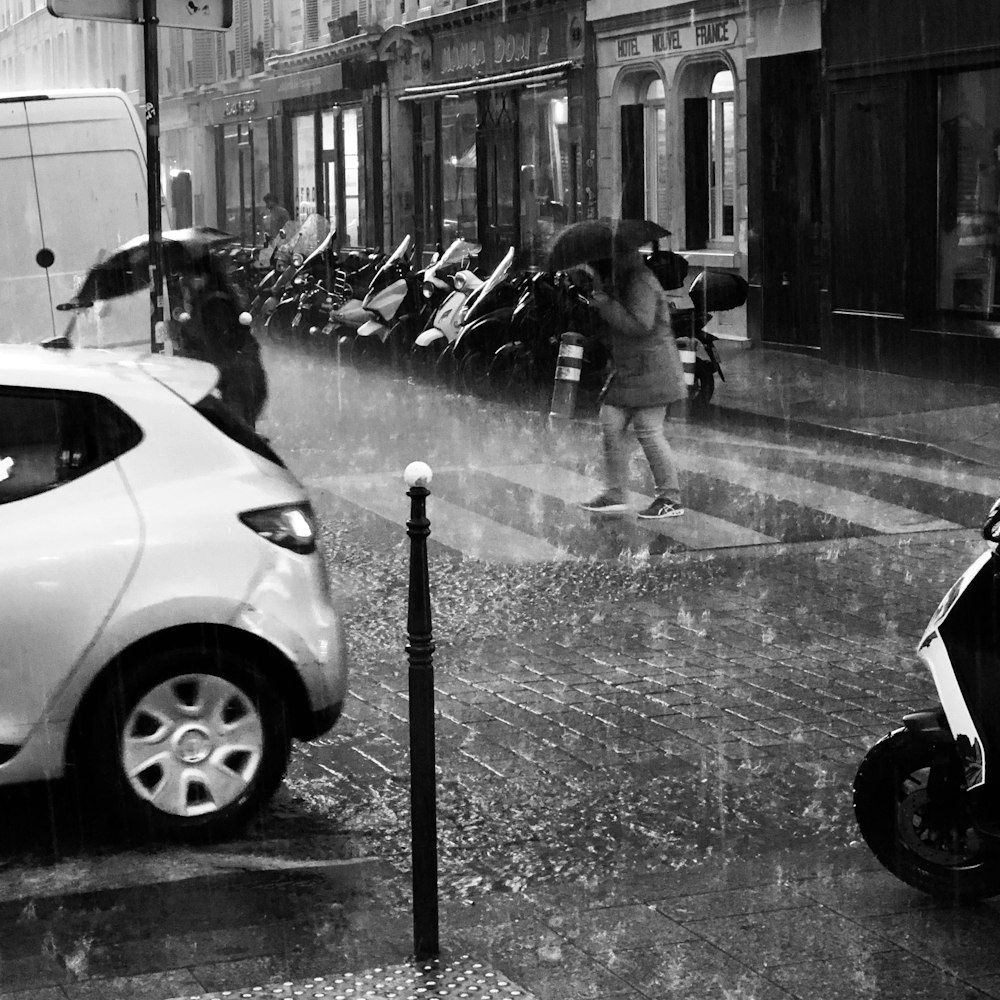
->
xmin=757 ymin=52 xmax=823 ymax=348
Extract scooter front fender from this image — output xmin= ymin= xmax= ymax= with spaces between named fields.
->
xmin=902 ymin=707 xmax=952 ymax=745
xmin=415 ymin=328 xmax=445 ymax=348
xmin=358 ymin=319 xmax=389 ymax=341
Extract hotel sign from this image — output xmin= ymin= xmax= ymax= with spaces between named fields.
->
xmin=612 ymin=18 xmax=739 ymax=61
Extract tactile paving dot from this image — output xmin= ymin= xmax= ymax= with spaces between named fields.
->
xmin=177 ymin=957 xmax=537 ymax=1000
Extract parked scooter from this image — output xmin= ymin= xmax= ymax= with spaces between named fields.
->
xmin=853 ymin=501 xmax=1000 ymax=901
xmin=262 ymin=226 xmax=341 ymax=337
xmin=646 ymin=246 xmax=745 ymax=407
xmin=481 ymin=268 xmax=604 ymax=402
xmin=411 ymin=242 xmax=488 ymax=373
xmin=442 ymin=247 xmax=521 ymax=390
xmin=348 ymin=235 xmax=414 ymax=365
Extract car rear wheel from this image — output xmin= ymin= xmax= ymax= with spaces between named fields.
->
xmin=82 ymin=646 xmax=290 ymax=843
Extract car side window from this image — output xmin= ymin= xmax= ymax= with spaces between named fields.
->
xmin=0 ymin=388 xmax=141 ymax=505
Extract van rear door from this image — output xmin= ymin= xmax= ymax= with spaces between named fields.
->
xmin=0 ymin=99 xmax=48 ymax=342
xmin=0 ymin=91 xmax=149 ymax=346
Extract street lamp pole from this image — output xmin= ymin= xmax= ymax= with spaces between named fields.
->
xmin=142 ymin=0 xmax=164 ymax=353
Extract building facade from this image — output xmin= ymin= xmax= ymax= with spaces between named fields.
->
xmin=588 ymin=0 xmax=748 ymax=341
xmin=383 ymin=0 xmax=589 ymax=268
xmin=823 ymin=0 xmax=1000 ymax=385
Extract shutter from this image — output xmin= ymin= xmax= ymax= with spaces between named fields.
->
xmin=684 ymin=97 xmax=709 ymax=250
xmin=192 ymin=31 xmax=216 ymax=85
xmin=169 ymin=28 xmax=184 ymax=90
xmin=263 ymin=0 xmax=274 ymax=54
xmin=357 ymin=0 xmax=370 ymax=25
xmin=330 ymin=0 xmax=342 ymax=18
xmin=234 ymin=0 xmax=252 ymax=74
xmin=304 ymin=0 xmax=319 ymax=43
xmin=620 ymin=105 xmax=644 ymax=221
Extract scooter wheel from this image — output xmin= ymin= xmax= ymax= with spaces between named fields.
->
xmin=457 ymin=350 xmax=492 ymax=396
xmin=853 ymin=729 xmax=1000 ymax=902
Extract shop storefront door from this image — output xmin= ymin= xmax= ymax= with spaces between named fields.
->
xmin=757 ymin=52 xmax=822 ymax=349
xmin=477 ymin=91 xmax=519 ymax=265
xmin=222 ymin=121 xmax=262 ymax=244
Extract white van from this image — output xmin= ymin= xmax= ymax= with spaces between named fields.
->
xmin=0 ymin=88 xmax=150 ymax=346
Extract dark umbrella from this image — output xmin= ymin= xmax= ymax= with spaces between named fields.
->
xmin=58 ymin=227 xmax=237 ymax=309
xmin=547 ymin=217 xmax=671 ymax=272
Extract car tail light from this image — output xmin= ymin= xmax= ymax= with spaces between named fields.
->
xmin=239 ymin=503 xmax=317 ymax=554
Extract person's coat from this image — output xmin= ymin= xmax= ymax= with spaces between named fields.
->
xmin=594 ymin=259 xmax=687 ymax=409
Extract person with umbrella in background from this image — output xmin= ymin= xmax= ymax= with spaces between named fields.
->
xmin=59 ymin=228 xmax=268 ymax=428
xmin=550 ymin=220 xmax=687 ymax=519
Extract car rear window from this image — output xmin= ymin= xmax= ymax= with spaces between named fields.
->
xmin=192 ymin=393 xmax=286 ymax=467
xmin=0 ymin=387 xmax=142 ymax=504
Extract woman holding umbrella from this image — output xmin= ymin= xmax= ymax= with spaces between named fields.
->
xmin=553 ymin=222 xmax=686 ymax=518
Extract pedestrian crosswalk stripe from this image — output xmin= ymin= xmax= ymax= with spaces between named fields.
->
xmin=675 ymin=452 xmax=962 ymax=534
xmin=493 ymin=464 xmax=779 ymax=549
xmin=676 ymin=425 xmax=1000 ymax=497
xmin=309 ymin=472 xmax=576 ymax=563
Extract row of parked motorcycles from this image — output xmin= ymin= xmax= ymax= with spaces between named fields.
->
xmin=232 ymin=226 xmax=745 ymax=408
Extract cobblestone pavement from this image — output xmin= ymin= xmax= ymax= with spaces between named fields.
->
xmin=4 ymin=343 xmax=1000 ymax=1000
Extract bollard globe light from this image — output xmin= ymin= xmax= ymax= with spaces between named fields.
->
xmin=404 ymin=461 xmax=433 ymax=488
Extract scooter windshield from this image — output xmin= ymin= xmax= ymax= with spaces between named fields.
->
xmin=435 ymin=239 xmax=481 ymax=271
xmin=462 ymin=246 xmax=515 ymax=326
xmin=297 ymin=227 xmax=337 ymax=269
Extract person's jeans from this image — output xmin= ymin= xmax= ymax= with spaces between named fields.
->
xmin=599 ymin=403 xmax=681 ymax=503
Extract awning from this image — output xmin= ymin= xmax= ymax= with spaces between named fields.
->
xmin=399 ymin=60 xmax=576 ymax=101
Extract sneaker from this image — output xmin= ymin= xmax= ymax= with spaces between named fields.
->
xmin=638 ymin=498 xmax=685 ymax=519
xmin=580 ymin=493 xmax=629 ymax=514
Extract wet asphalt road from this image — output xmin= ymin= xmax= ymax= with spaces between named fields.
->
xmin=3 ymin=338 xmax=1000 ymax=999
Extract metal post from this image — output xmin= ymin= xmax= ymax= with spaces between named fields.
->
xmin=403 ymin=461 xmax=439 ymax=961
xmin=143 ymin=0 xmax=164 ymax=353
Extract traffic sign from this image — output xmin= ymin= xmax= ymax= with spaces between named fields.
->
xmin=47 ymin=0 xmax=232 ymax=30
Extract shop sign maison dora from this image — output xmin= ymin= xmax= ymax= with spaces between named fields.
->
xmin=434 ymin=9 xmax=570 ymax=80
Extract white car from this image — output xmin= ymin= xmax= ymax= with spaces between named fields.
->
xmin=0 ymin=344 xmax=348 ymax=841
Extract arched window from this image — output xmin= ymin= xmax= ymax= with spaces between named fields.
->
xmin=644 ymin=78 xmax=669 ymax=225
xmin=709 ymin=70 xmax=735 ymax=241
xmin=682 ymin=61 xmax=737 ymax=248
xmin=619 ymin=73 xmax=668 ymax=225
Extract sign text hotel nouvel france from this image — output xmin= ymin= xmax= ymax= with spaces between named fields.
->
xmin=610 ymin=17 xmax=739 ymax=61
xmin=47 ymin=0 xmax=232 ymax=31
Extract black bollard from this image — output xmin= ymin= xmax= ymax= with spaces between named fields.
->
xmin=403 ymin=461 xmax=439 ymax=961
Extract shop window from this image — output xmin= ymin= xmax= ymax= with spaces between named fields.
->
xmin=938 ymin=68 xmax=1000 ymax=316
xmin=441 ymin=95 xmax=478 ymax=244
xmin=293 ymin=112 xmax=316 ymax=223
xmin=343 ymin=108 xmax=363 ymax=246
xmin=520 ymin=85 xmax=571 ymax=266
xmin=684 ymin=66 xmax=735 ymax=249
xmin=319 ymin=107 xmax=366 ymax=248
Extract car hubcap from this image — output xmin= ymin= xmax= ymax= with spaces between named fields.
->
xmin=122 ymin=673 xmax=264 ymax=818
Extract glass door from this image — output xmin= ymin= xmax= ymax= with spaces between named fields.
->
xmin=477 ymin=90 xmax=519 ymax=266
